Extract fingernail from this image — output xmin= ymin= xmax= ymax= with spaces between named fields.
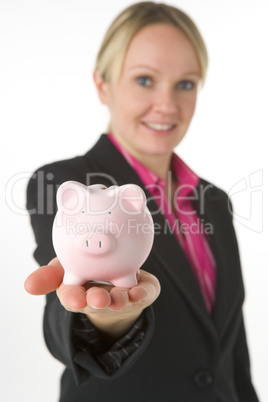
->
xmin=90 ymin=304 xmax=103 ymax=309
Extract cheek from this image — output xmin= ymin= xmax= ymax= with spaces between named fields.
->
xmin=123 ymin=84 xmax=152 ymax=113
xmin=180 ymin=95 xmax=197 ymax=121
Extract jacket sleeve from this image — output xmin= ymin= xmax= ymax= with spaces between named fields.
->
xmin=233 ymin=314 xmax=260 ymax=402
xmin=226 ymin=195 xmax=260 ymax=401
xmin=26 ymin=164 xmax=155 ymax=385
xmin=43 ymin=291 xmax=154 ymax=385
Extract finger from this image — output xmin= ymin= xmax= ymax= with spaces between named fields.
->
xmin=86 ymin=287 xmax=111 ymax=309
xmin=131 ymin=270 xmax=161 ymax=304
xmin=57 ymin=284 xmax=87 ymax=311
xmin=109 ymin=288 xmax=129 ymax=311
xmin=24 ymin=257 xmax=64 ymax=295
xmin=128 ymin=286 xmax=149 ymax=304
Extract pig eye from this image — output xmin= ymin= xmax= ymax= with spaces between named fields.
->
xmin=82 ymin=211 xmax=85 ymax=213
xmin=108 ymin=211 xmax=111 ymax=214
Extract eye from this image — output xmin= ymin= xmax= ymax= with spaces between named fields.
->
xmin=177 ymin=80 xmax=195 ymax=91
xmin=136 ymin=76 xmax=152 ymax=87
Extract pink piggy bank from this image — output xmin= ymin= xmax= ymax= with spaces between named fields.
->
xmin=52 ymin=181 xmax=154 ymax=288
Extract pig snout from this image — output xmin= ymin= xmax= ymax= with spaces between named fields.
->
xmin=76 ymin=232 xmax=116 ymax=255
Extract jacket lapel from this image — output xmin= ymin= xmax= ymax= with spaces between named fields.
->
xmin=85 ymin=135 xmax=244 ymax=339
xmin=147 ymin=200 xmax=219 ymax=338
xmin=197 ymin=180 xmax=245 ymax=338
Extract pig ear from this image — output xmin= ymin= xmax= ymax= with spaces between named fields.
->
xmin=56 ymin=181 xmax=87 ymax=212
xmin=120 ymin=184 xmax=147 ymax=213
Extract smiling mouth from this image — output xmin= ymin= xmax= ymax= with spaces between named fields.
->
xmin=143 ymin=122 xmax=176 ymax=132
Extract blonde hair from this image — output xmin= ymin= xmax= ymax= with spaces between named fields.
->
xmin=95 ymin=1 xmax=208 ymax=84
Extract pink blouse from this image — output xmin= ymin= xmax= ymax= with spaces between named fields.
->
xmin=108 ymin=133 xmax=216 ymax=312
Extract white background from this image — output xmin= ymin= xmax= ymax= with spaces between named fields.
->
xmin=1 ymin=0 xmax=267 ymax=401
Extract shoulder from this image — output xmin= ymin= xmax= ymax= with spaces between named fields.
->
xmin=27 ymin=153 xmax=90 ymax=195
xmin=25 ymin=153 xmax=91 ymax=215
xmin=34 ymin=154 xmax=91 ymax=183
xmin=26 ymin=134 xmax=115 ymax=207
xmin=197 ymin=177 xmax=234 ymax=218
xmin=27 ymin=135 xmax=106 ymax=191
xmin=27 ymin=134 xmax=114 ymax=188
xmin=198 ymin=177 xmax=229 ymax=200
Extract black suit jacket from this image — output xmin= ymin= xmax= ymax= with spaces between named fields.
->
xmin=27 ymin=134 xmax=259 ymax=402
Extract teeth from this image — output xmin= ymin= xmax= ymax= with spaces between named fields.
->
xmin=145 ymin=123 xmax=174 ymax=131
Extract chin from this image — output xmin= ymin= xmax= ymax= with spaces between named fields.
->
xmin=140 ymin=144 xmax=174 ymax=156
xmin=145 ymin=137 xmax=181 ymax=152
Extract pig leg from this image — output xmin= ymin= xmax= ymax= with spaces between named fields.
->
xmin=112 ymin=272 xmax=138 ymax=288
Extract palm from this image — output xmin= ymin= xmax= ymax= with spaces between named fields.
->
xmin=25 ymin=257 xmax=160 ymax=314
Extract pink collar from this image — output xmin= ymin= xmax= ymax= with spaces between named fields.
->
xmin=108 ymin=132 xmax=199 ymax=199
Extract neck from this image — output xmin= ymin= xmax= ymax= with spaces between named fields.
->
xmin=134 ymin=152 xmax=173 ymax=181
xmin=108 ymin=131 xmax=173 ymax=181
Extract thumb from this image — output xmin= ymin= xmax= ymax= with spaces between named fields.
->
xmin=24 ymin=257 xmax=64 ymax=295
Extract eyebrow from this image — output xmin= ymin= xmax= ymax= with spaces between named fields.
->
xmin=129 ymin=64 xmax=160 ymax=73
xmin=129 ymin=64 xmax=200 ymax=77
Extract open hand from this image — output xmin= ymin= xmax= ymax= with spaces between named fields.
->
xmin=25 ymin=257 xmax=160 ymax=339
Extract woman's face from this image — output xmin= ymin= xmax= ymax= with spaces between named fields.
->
xmin=96 ymin=23 xmax=201 ymax=161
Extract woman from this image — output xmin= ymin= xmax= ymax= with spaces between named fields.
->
xmin=25 ymin=2 xmax=259 ymax=401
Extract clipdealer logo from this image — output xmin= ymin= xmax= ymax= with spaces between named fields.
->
xmin=228 ymin=170 xmax=263 ymax=233
xmin=5 ymin=169 xmax=264 ymax=234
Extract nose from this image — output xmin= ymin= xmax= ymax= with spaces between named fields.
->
xmin=153 ymin=86 xmax=178 ymax=115
xmin=77 ymin=232 xmax=116 ymax=255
